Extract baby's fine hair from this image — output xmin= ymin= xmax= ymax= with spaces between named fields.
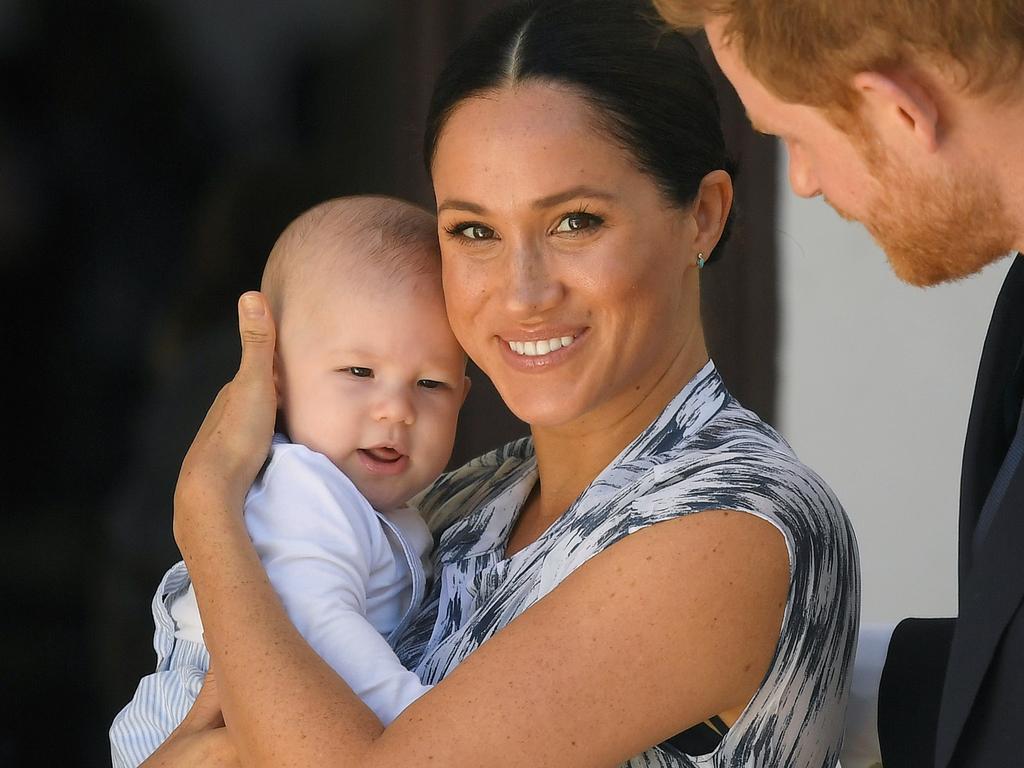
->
xmin=261 ymin=195 xmax=441 ymax=320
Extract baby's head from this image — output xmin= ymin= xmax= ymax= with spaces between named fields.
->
xmin=261 ymin=195 xmax=469 ymax=511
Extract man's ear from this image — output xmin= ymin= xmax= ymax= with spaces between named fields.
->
xmin=852 ymin=71 xmax=940 ymax=152
xmin=461 ymin=375 xmax=472 ymax=406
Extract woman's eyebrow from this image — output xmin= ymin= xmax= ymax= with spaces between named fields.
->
xmin=531 ymin=186 xmax=617 ymax=209
xmin=437 ymin=186 xmax=617 ymax=216
xmin=437 ymin=199 xmax=486 ymax=215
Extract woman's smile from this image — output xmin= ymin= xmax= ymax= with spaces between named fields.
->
xmin=498 ymin=327 xmax=587 ymax=369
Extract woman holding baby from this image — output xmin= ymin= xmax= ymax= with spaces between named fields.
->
xmin=144 ymin=1 xmax=858 ymax=766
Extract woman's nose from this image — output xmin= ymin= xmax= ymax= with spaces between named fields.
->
xmin=503 ymin=243 xmax=564 ymax=318
xmin=371 ymin=387 xmax=415 ymax=425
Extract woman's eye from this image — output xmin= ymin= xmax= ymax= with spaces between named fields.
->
xmin=447 ymin=222 xmax=496 ymax=241
xmin=417 ymin=379 xmax=446 ymax=390
xmin=341 ymin=366 xmax=373 ymax=378
xmin=554 ymin=212 xmax=602 ymax=234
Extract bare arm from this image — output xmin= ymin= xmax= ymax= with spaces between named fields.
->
xmin=173 ymin=293 xmax=789 ymax=768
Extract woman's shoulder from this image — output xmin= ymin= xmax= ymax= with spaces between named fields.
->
xmin=609 ymin=395 xmax=857 ymax=602
xmin=632 ymin=397 xmax=848 ymax=531
xmin=411 ymin=436 xmax=535 ymax=534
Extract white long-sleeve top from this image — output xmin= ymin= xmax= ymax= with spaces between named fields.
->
xmin=110 ymin=435 xmax=433 ymax=768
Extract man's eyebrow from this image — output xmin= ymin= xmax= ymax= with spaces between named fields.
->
xmin=437 ymin=186 xmax=617 ymax=216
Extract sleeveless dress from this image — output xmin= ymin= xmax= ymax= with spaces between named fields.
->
xmin=393 ymin=361 xmax=860 ymax=767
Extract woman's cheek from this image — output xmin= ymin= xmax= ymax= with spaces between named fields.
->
xmin=443 ymin=261 xmax=489 ymax=341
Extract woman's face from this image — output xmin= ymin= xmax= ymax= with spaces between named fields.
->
xmin=432 ymin=83 xmax=707 ymax=429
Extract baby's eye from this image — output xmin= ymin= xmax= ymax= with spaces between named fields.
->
xmin=417 ymin=379 xmax=446 ymax=390
xmin=553 ymin=211 xmax=603 ymax=234
xmin=446 ymin=222 xmax=496 ymax=241
xmin=340 ymin=366 xmax=373 ymax=378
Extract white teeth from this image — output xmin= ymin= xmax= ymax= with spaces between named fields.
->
xmin=507 ymin=334 xmax=577 ymax=357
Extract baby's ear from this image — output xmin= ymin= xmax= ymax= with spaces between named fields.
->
xmin=272 ymin=350 xmax=284 ymax=409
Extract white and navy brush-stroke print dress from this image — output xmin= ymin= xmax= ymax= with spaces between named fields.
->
xmin=394 ymin=361 xmax=859 ymax=767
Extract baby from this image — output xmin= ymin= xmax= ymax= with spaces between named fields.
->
xmin=110 ymin=196 xmax=470 ymax=767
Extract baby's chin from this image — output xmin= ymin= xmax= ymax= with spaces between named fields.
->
xmin=358 ymin=481 xmax=424 ymax=513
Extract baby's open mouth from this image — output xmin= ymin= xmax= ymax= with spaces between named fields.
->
xmin=357 ymin=447 xmax=409 ymax=476
xmin=360 ymin=447 xmax=404 ymax=463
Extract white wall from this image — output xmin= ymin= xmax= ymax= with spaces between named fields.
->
xmin=775 ymin=168 xmax=1013 ymax=623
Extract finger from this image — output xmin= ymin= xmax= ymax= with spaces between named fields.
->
xmin=228 ymin=291 xmax=278 ymax=454
xmin=186 ymin=670 xmax=226 ymax=730
xmin=236 ymin=291 xmax=276 ymax=388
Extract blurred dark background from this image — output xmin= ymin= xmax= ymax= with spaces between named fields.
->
xmin=0 ymin=0 xmax=776 ymax=763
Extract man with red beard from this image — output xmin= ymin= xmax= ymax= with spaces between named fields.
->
xmin=653 ymin=2 xmax=1024 ymax=767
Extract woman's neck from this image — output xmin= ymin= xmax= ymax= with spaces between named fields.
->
xmin=527 ymin=329 xmax=709 ymax=526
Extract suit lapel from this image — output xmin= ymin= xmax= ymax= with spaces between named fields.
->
xmin=958 ymin=255 xmax=1024 ymax=577
xmin=936 ymin=254 xmax=1024 ymax=767
xmin=935 ymin=470 xmax=1024 ymax=766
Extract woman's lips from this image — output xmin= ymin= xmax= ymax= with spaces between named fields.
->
xmin=498 ymin=328 xmax=588 ymax=371
xmin=357 ymin=448 xmax=409 ymax=475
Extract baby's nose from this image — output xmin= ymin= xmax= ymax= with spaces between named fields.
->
xmin=372 ymin=388 xmax=415 ymax=425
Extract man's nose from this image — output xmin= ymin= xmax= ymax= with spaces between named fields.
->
xmin=787 ymin=144 xmax=821 ymax=199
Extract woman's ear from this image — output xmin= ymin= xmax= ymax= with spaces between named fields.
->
xmin=692 ymin=169 xmax=734 ymax=258
xmin=851 ymin=71 xmax=939 ymax=153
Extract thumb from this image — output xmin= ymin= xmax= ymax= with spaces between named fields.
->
xmin=236 ymin=292 xmax=276 ymax=387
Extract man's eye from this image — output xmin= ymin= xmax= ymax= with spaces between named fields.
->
xmin=417 ymin=379 xmax=445 ymax=389
xmin=554 ymin=212 xmax=603 ymax=234
xmin=341 ymin=367 xmax=373 ymax=378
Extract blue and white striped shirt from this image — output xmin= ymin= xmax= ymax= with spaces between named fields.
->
xmin=110 ymin=437 xmax=433 ymax=767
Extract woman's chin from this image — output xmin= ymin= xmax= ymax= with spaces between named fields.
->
xmin=499 ymin=388 xmax=589 ymax=430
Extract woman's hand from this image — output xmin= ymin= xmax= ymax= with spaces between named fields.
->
xmin=173 ymin=292 xmax=278 ymax=553
xmin=142 ymin=669 xmax=240 ymax=767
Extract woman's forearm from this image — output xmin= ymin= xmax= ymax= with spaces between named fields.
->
xmin=180 ymin=498 xmax=383 ymax=767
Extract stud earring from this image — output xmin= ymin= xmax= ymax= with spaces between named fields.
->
xmin=696 ymin=252 xmax=706 ymax=269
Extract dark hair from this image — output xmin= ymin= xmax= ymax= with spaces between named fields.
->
xmin=424 ymin=0 xmax=737 ymax=260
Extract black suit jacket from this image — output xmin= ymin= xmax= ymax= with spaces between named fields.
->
xmin=878 ymin=254 xmax=1024 ymax=767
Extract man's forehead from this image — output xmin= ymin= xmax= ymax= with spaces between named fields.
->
xmin=703 ymin=18 xmax=751 ymax=93
xmin=702 ymin=19 xmax=786 ymax=134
